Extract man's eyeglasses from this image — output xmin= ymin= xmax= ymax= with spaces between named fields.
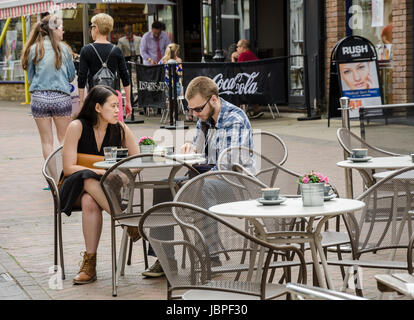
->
xmin=188 ymin=96 xmax=211 ymax=113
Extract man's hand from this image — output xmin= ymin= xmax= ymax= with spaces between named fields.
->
xmin=231 ymin=51 xmax=239 ymax=62
xmin=180 ymin=143 xmax=194 ymax=154
xmin=148 ymin=58 xmax=156 ymax=65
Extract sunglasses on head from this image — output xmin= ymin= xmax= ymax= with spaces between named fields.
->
xmin=188 ymin=96 xmax=211 ymax=113
xmin=89 ymin=24 xmax=96 ymax=29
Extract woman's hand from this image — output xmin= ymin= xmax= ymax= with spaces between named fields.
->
xmin=124 ymin=103 xmax=132 ymax=119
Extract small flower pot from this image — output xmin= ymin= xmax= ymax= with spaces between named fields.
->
xmin=300 ymin=182 xmax=324 ymax=207
xmin=139 ymin=145 xmax=155 ymax=162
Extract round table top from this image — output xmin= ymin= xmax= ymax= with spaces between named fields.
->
xmin=373 ymin=170 xmax=414 ymax=180
xmin=93 ymin=157 xmax=204 ymax=169
xmin=209 ymin=197 xmax=365 ymax=219
xmin=336 ymin=156 xmax=412 ymax=170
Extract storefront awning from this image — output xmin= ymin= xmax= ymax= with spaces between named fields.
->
xmin=0 ymin=1 xmax=77 ymax=20
xmin=53 ymin=0 xmax=175 ymax=4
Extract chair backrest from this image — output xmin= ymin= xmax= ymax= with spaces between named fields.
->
xmin=344 ymin=166 xmax=414 ymax=259
xmin=337 ymin=128 xmax=400 ymax=157
xmin=139 ymin=201 xmax=307 ymax=299
xmin=253 ymin=131 xmax=288 ymax=166
xmin=174 ymin=170 xmax=304 ymax=235
xmin=100 ymin=153 xmax=198 ymax=218
xmin=286 ymin=283 xmax=367 ymax=300
xmin=42 ymin=146 xmax=63 ymax=201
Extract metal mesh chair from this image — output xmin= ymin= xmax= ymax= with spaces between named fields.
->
xmin=42 ymin=145 xmax=77 ymax=281
xmin=253 ymin=131 xmax=288 ymax=166
xmin=173 ymin=171 xmax=307 ymax=283
xmin=123 ymin=153 xmax=199 ymax=267
xmin=286 ymin=283 xmax=367 ymax=300
xmin=337 ymin=128 xmax=400 ymax=158
xmin=139 ymin=201 xmax=308 ymax=300
xmin=327 ymin=166 xmax=414 ymax=296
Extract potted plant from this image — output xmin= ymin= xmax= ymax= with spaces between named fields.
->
xmin=299 ymin=171 xmax=329 ymax=207
xmin=138 ymin=136 xmax=156 ymax=161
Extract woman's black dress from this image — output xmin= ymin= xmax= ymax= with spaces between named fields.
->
xmin=59 ymin=119 xmax=122 ymax=216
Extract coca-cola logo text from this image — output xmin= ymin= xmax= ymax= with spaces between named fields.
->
xmin=213 ymin=72 xmax=259 ymax=95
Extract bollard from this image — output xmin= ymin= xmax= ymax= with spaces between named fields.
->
xmin=338 ymin=96 xmax=353 ymax=198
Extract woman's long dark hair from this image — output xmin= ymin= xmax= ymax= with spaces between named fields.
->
xmin=76 ymin=85 xmax=125 ymax=147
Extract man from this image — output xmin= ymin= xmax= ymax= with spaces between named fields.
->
xmin=117 ymin=24 xmax=141 ymax=62
xmin=139 ymin=21 xmax=170 ymax=65
xmin=231 ymin=39 xmax=264 ymax=119
xmin=141 ymin=76 xmax=255 ymax=278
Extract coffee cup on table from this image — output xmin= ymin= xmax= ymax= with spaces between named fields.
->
xmin=324 ymin=185 xmax=332 ymax=197
xmin=262 ymin=188 xmax=280 ymax=200
xmin=351 ymin=148 xmax=368 ymax=158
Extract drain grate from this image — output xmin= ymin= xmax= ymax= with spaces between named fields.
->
xmin=0 ymin=273 xmax=13 ymax=282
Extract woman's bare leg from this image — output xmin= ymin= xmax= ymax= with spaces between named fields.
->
xmin=34 ymin=117 xmax=54 ymax=160
xmin=81 ymin=193 xmax=103 ymax=254
xmin=53 ymin=116 xmax=72 ymax=144
xmin=83 ymin=178 xmax=111 ymax=213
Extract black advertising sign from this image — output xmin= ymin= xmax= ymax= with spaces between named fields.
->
xmin=328 ymin=36 xmax=383 ymax=121
xmin=182 ymin=58 xmax=287 ymax=105
xmin=335 ymin=36 xmax=377 ymax=62
xmin=135 ymin=64 xmax=167 ymax=109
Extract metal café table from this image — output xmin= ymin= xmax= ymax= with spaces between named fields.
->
xmin=94 ymin=155 xmax=204 ymax=279
xmin=209 ymin=197 xmax=365 ymax=289
xmin=94 ymin=155 xmax=205 ymax=213
xmin=336 ymin=155 xmax=412 ymax=198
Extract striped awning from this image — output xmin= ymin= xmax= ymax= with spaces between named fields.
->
xmin=0 ymin=1 xmax=77 ymax=20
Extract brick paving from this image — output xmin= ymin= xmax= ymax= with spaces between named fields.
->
xmin=0 ymin=101 xmax=410 ymax=300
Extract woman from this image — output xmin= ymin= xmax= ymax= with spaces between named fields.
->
xmin=78 ymin=13 xmax=132 ymax=120
xmin=159 ymin=43 xmax=189 ymax=120
xmin=60 ymin=85 xmax=139 ymax=284
xmin=339 ymin=62 xmax=374 ymax=90
xmin=21 ymin=15 xmax=75 ymax=171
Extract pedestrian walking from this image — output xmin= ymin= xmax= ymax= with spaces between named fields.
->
xmin=139 ymin=21 xmax=170 ymax=65
xmin=78 ymin=13 xmax=132 ymax=121
xmin=21 ymin=14 xmax=75 ymax=186
xmin=59 ymin=85 xmax=139 ymax=285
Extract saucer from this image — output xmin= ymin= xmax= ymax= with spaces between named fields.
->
xmin=347 ymin=156 xmax=373 ymax=162
xmin=256 ymin=197 xmax=287 ymax=205
xmin=324 ymin=194 xmax=337 ymax=201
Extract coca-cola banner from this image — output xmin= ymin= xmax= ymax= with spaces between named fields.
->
xmin=182 ymin=58 xmax=287 ymax=105
xmin=135 ymin=63 xmax=167 ymax=109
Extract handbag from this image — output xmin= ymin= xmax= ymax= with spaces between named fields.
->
xmin=58 ymin=153 xmax=105 ymax=188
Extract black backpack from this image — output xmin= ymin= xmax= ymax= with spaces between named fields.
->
xmin=90 ymin=44 xmax=117 ymax=89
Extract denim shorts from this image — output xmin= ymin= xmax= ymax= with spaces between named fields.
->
xmin=31 ymin=90 xmax=72 ymax=118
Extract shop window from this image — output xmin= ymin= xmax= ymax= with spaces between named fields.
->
xmin=349 ymin=0 xmax=393 ymax=103
xmin=202 ymin=0 xmax=250 ymax=61
xmin=0 ymin=18 xmax=25 ymax=82
xmin=289 ymin=0 xmax=304 ymax=96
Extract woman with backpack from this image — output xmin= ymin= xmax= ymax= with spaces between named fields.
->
xmin=78 ymin=13 xmax=131 ymax=120
xmin=21 ymin=14 xmax=75 ymax=181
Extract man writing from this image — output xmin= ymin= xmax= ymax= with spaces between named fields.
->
xmin=231 ymin=39 xmax=264 ymax=119
xmin=139 ymin=21 xmax=170 ymax=65
xmin=141 ymin=76 xmax=255 ymax=278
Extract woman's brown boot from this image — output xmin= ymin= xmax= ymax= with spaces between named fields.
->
xmin=73 ymin=252 xmax=97 ymax=285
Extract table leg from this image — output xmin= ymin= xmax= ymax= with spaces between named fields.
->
xmin=309 ymin=239 xmax=326 ymax=288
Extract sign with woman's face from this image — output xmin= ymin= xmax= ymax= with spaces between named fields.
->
xmin=338 ymin=61 xmax=382 ymax=118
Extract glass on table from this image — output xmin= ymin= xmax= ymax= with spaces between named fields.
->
xmin=104 ymin=146 xmax=117 ymax=163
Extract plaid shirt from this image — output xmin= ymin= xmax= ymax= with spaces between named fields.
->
xmin=192 ymin=98 xmax=254 ymax=171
